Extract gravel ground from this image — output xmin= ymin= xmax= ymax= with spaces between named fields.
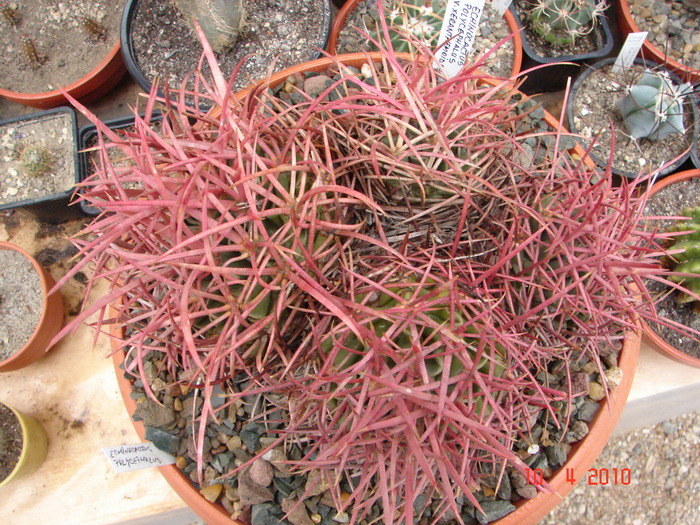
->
xmin=541 ymin=411 xmax=700 ymax=525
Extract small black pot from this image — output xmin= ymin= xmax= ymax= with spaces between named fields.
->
xmin=77 ymin=112 xmax=163 ymax=216
xmin=510 ymin=0 xmax=615 ymax=93
xmin=0 ymin=107 xmax=84 ymax=224
xmin=121 ymin=0 xmax=333 ymax=98
xmin=565 ymin=57 xmax=698 ymax=179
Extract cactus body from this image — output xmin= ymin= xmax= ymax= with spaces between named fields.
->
xmin=386 ymin=0 xmax=446 ymax=53
xmin=172 ymin=0 xmax=245 ymax=53
xmin=667 ymin=206 xmax=700 ymax=304
xmin=529 ymin=0 xmax=606 ymax=46
xmin=616 ymin=69 xmax=692 ymax=141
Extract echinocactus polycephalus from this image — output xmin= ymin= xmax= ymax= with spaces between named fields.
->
xmin=285 ymin=252 xmax=562 ymax=520
xmin=665 ymin=205 xmax=700 ymax=304
xmin=528 ymin=0 xmax=607 ymax=46
xmin=55 ymin=17 xmax=688 ymax=525
xmin=616 ymin=69 xmax=693 ymax=141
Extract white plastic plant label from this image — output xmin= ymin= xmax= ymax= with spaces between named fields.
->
xmin=434 ymin=0 xmax=486 ymax=78
xmin=612 ymin=32 xmax=648 ymax=73
xmin=491 ymin=0 xmax=512 ymax=17
xmin=102 ymin=442 xmax=176 ymax=473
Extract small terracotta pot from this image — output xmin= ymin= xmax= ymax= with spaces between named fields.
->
xmin=0 ymin=40 xmax=126 ymax=110
xmin=616 ymin=0 xmax=700 ymax=84
xmin=0 ymin=242 xmax=64 ymax=372
xmin=326 ymin=0 xmax=523 ymax=78
xmin=0 ymin=402 xmax=49 ymax=488
xmin=643 ymin=169 xmax=700 ymax=368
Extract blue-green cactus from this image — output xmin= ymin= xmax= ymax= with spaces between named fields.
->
xmin=616 ymin=69 xmax=693 ymax=141
xmin=529 ymin=0 xmax=607 ymax=46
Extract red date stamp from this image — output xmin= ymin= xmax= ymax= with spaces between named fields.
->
xmin=526 ymin=467 xmax=632 ymax=486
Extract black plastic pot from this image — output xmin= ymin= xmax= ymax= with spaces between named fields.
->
xmin=0 ymin=107 xmax=84 ymax=224
xmin=77 ymin=113 xmax=163 ymax=216
xmin=510 ymin=0 xmax=615 ymax=93
xmin=121 ymin=0 xmax=333 ymax=98
xmin=565 ymin=57 xmax=698 ymax=179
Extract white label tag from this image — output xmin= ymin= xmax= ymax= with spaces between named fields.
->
xmin=102 ymin=442 xmax=176 ymax=473
xmin=612 ymin=32 xmax=648 ymax=73
xmin=434 ymin=0 xmax=486 ymax=78
xmin=491 ymin=0 xmax=512 ymax=17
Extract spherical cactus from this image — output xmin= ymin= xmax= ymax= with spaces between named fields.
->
xmin=386 ymin=0 xmax=446 ymax=52
xmin=528 ymin=0 xmax=607 ymax=46
xmin=666 ymin=206 xmax=700 ymax=304
xmin=616 ymin=69 xmax=693 ymax=141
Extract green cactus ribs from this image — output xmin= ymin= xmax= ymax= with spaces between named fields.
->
xmin=527 ymin=0 xmax=607 ymax=47
xmin=666 ymin=205 xmax=700 ymax=306
xmin=616 ymin=69 xmax=694 ymax=141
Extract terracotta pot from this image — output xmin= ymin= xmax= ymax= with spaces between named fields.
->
xmin=616 ymin=0 xmax=700 ymax=84
xmin=106 ymin=54 xmax=634 ymax=524
xmin=0 ymin=40 xmax=126 ymax=110
xmin=0 ymin=242 xmax=64 ymax=372
xmin=0 ymin=402 xmax=49 ymax=488
xmin=326 ymin=0 xmax=523 ymax=78
xmin=110 ymin=318 xmax=639 ymax=524
xmin=643 ymin=169 xmax=700 ymax=368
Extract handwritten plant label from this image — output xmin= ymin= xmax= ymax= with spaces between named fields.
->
xmin=102 ymin=442 xmax=176 ymax=473
xmin=492 ymin=0 xmax=512 ymax=17
xmin=612 ymin=32 xmax=648 ymax=73
xmin=435 ymin=0 xmax=486 ymax=78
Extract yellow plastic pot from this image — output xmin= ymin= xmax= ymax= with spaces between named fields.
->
xmin=0 ymin=403 xmax=48 ymax=488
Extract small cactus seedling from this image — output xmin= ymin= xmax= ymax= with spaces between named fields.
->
xmin=78 ymin=16 xmax=107 ymax=43
xmin=665 ymin=206 xmax=700 ymax=305
xmin=616 ymin=69 xmax=693 ymax=141
xmin=0 ymin=2 xmax=20 ymax=26
xmin=528 ymin=0 xmax=607 ymax=46
xmin=19 ymin=145 xmax=53 ymax=177
xmin=171 ymin=0 xmax=246 ymax=53
xmin=19 ymin=35 xmax=46 ymax=70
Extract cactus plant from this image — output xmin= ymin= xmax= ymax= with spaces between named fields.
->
xmin=616 ymin=69 xmax=693 ymax=141
xmin=385 ymin=0 xmax=446 ymax=52
xmin=18 ymin=145 xmax=53 ymax=177
xmin=528 ymin=0 xmax=607 ymax=46
xmin=665 ymin=205 xmax=700 ymax=304
xmin=54 ymin=18 xmax=696 ymax=525
xmin=171 ymin=0 xmax=246 ymax=53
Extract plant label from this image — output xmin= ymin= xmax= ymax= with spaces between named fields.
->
xmin=102 ymin=442 xmax=176 ymax=473
xmin=612 ymin=32 xmax=648 ymax=73
xmin=491 ymin=0 xmax=512 ymax=16
xmin=434 ymin=0 xmax=486 ymax=78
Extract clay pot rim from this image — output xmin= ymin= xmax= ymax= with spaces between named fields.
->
xmin=616 ymin=0 xmax=700 ymax=84
xmin=643 ymin=169 xmax=700 ymax=368
xmin=104 ymin=52 xmax=634 ymax=525
xmin=326 ymin=0 xmax=524 ymax=79
xmin=0 ymin=242 xmax=57 ymax=371
xmin=109 ymin=315 xmax=639 ymax=525
xmin=0 ymin=39 xmax=124 ymax=109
